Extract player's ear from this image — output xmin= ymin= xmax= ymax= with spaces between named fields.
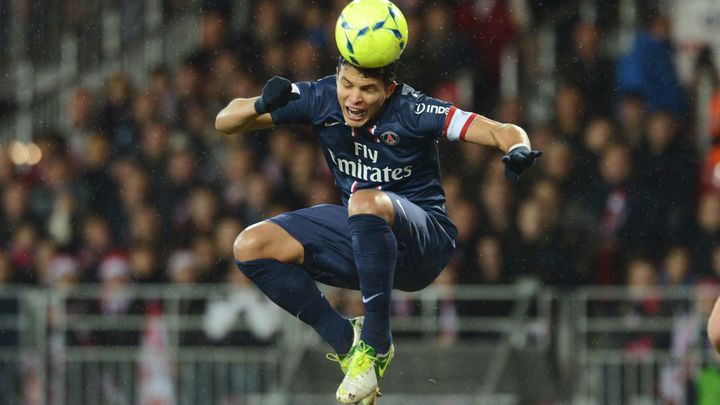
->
xmin=386 ymin=81 xmax=397 ymax=96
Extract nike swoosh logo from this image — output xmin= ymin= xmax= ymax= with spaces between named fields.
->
xmin=324 ymin=121 xmax=341 ymax=127
xmin=362 ymin=293 xmax=383 ymax=304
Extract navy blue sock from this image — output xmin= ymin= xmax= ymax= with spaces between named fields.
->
xmin=235 ymin=259 xmax=353 ymax=354
xmin=348 ymin=214 xmax=397 ymax=354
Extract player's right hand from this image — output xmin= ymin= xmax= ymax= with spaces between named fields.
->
xmin=254 ymin=76 xmax=301 ymax=114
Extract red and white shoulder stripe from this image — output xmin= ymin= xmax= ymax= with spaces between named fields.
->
xmin=442 ymin=106 xmax=478 ymax=141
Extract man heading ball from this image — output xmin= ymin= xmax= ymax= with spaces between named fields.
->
xmin=216 ymin=56 xmax=541 ymax=403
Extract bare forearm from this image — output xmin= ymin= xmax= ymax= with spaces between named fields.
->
xmin=462 ymin=115 xmax=530 ymax=153
xmin=215 ymin=97 xmax=261 ymax=134
xmin=491 ymin=123 xmax=531 ymax=153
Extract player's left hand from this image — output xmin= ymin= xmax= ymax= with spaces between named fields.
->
xmin=501 ymin=146 xmax=542 ymax=182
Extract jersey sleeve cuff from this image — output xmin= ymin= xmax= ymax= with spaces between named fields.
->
xmin=442 ymin=106 xmax=478 ymax=141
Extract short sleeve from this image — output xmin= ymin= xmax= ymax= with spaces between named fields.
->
xmin=410 ymin=90 xmax=478 ymax=141
xmin=270 ymin=81 xmax=317 ymax=125
xmin=414 ymin=95 xmax=452 ymax=138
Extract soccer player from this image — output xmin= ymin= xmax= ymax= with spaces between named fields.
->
xmin=710 ymin=295 xmax=720 ymax=354
xmin=215 ymin=58 xmax=541 ymax=403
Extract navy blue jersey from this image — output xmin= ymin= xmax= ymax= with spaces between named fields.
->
xmin=271 ymin=76 xmax=477 ymax=211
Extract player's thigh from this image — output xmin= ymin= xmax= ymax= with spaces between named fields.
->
xmin=268 ymin=204 xmax=361 ymax=290
xmin=385 ymin=192 xmax=458 ymax=292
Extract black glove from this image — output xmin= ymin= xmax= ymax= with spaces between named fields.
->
xmin=254 ymin=76 xmax=301 ymax=114
xmin=501 ymin=146 xmax=543 ymax=182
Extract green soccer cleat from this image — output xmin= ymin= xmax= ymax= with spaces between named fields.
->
xmin=335 ymin=340 xmax=394 ymax=404
xmin=326 ymin=316 xmax=364 ymax=374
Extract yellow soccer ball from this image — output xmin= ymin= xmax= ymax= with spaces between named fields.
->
xmin=335 ymin=0 xmax=409 ymax=68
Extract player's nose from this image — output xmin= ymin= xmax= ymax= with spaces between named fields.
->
xmin=348 ymin=89 xmax=363 ymax=105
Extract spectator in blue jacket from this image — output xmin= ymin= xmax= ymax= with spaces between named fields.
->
xmin=617 ymin=13 xmax=687 ymax=117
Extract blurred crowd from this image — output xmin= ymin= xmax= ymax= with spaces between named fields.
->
xmin=1 ymin=0 xmax=720 ymax=346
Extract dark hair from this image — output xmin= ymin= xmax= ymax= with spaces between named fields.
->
xmin=338 ymin=57 xmax=399 ymax=87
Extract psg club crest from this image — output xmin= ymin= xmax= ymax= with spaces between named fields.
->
xmin=380 ymin=131 xmax=399 ymax=145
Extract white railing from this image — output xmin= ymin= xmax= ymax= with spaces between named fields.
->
xmin=0 ymin=283 xmax=553 ymax=405
xmin=2 ymin=283 xmax=716 ymax=404
xmin=570 ymin=287 xmax=719 ymax=405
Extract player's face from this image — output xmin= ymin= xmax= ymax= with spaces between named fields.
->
xmin=336 ymin=65 xmax=393 ymax=128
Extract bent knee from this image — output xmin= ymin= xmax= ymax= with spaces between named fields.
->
xmin=233 ymin=226 xmax=268 ymax=262
xmin=233 ymin=222 xmax=304 ymax=264
xmin=347 ymin=190 xmax=394 ymax=224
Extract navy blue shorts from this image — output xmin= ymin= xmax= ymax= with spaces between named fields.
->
xmin=268 ymin=192 xmax=457 ymax=292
